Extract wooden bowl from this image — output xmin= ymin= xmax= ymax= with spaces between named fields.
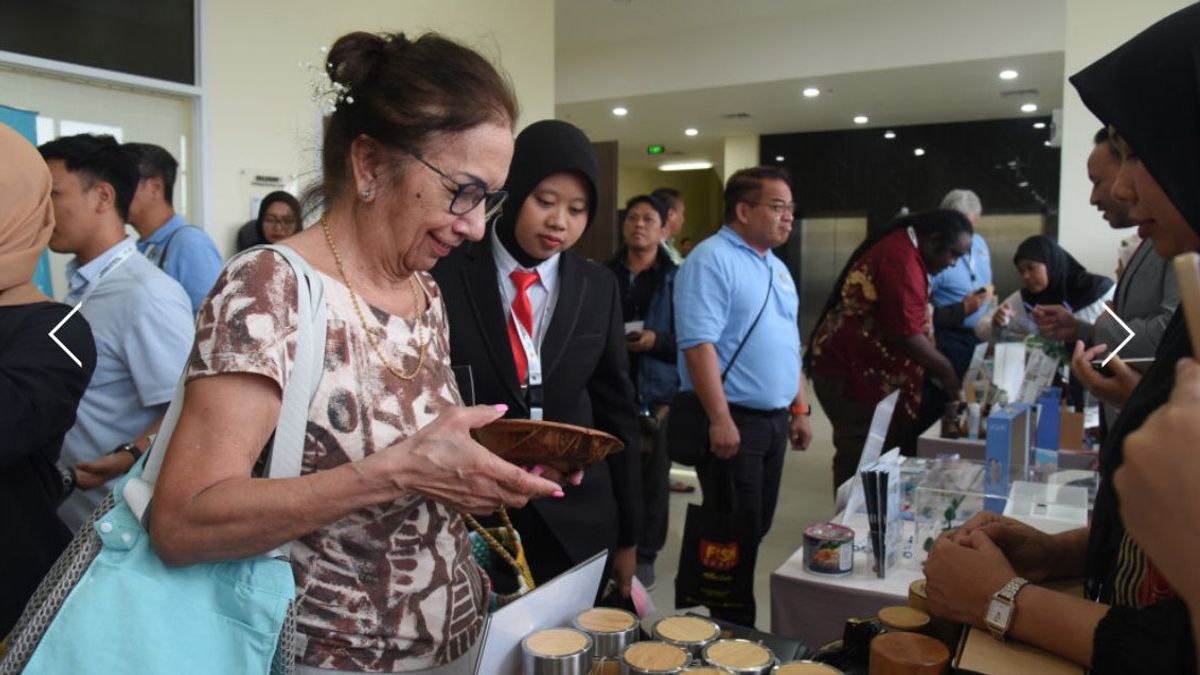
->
xmin=473 ymin=418 xmax=624 ymax=472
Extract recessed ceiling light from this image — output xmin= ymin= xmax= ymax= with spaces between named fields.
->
xmin=1021 ymin=103 xmax=1038 ymax=113
xmin=1000 ymin=69 xmax=1019 ymax=80
xmin=1033 ymin=122 xmax=1047 ymax=129
xmin=913 ymin=148 xmax=926 ymax=156
xmin=853 ymin=115 xmax=869 ymax=125
xmin=1044 ymin=140 xmax=1052 ymax=147
xmin=775 ymin=155 xmax=785 ymax=162
xmin=802 ymin=87 xmax=820 ymax=98
xmin=684 ymin=127 xmax=699 ymax=136
xmin=612 ymin=106 xmax=628 ymax=117
xmin=883 ymin=130 xmax=896 ymax=139
xmin=659 ymin=160 xmax=714 ymax=172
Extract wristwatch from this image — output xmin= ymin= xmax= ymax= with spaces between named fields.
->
xmin=56 ymin=461 xmax=76 ymax=496
xmin=985 ymin=576 xmax=1030 ymax=641
xmin=111 ymin=441 xmax=144 ymax=462
xmin=789 ymin=403 xmax=811 ymax=416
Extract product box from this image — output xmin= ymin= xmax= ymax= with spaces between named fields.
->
xmin=1032 ymin=388 xmax=1061 ymax=482
xmin=913 ymin=458 xmax=986 ymax=562
xmin=983 ymin=404 xmax=1031 ymax=512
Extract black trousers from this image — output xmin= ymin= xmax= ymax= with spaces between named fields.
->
xmin=637 ymin=408 xmax=671 ymax=565
xmin=694 ymin=406 xmax=789 ymax=627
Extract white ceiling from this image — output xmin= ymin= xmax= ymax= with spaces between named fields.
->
xmin=558 ymin=52 xmax=1064 ymax=169
xmin=557 ymin=0 xmax=882 ymax=50
xmin=554 ymin=0 xmax=1066 ymax=170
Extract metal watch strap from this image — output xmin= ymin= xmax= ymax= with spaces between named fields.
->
xmin=987 ymin=576 xmax=1030 ymax=641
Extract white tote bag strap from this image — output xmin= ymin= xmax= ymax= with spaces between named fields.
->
xmin=128 ymin=245 xmax=327 ymax=539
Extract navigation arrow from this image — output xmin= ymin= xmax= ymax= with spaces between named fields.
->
xmin=48 ymin=303 xmax=83 ymax=368
xmin=1101 ymin=304 xmax=1135 ymax=367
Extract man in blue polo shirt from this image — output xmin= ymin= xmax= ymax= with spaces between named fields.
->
xmin=40 ymin=134 xmax=194 ymax=530
xmin=123 ymin=142 xmax=223 ymax=313
xmin=674 ymin=166 xmax=812 ymax=627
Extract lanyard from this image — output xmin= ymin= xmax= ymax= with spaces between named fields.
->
xmin=65 ymin=244 xmax=137 ymax=307
xmin=509 ymin=305 xmax=545 ymax=421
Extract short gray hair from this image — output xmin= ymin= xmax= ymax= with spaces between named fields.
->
xmin=940 ymin=189 xmax=982 ymax=219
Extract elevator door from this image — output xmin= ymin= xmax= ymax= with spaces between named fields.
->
xmin=797 ymin=215 xmax=868 ymax=341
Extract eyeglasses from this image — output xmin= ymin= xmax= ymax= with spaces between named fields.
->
xmin=262 ymin=215 xmax=297 ymax=228
xmin=406 ymin=151 xmax=508 ymax=219
xmin=746 ymin=200 xmax=797 ymax=216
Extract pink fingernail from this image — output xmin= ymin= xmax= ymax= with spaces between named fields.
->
xmin=570 ymin=473 xmax=583 ymax=486
xmin=494 ymin=404 xmax=508 ymax=413
xmin=552 ymin=490 xmax=565 ymax=498
xmin=531 ymin=465 xmax=545 ymax=477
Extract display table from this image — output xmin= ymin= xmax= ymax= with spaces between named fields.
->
xmin=770 ymin=514 xmax=923 ymax=647
xmin=915 ymin=421 xmax=1099 ymax=471
xmin=770 ymin=500 xmax=1089 ymax=647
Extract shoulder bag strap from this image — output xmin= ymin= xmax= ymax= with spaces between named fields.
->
xmin=720 ymin=265 xmax=775 ymax=382
xmin=131 ymin=245 xmax=326 ymax=535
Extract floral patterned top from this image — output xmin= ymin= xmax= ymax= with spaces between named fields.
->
xmin=809 ymin=228 xmax=931 ymax=422
xmin=187 ymin=249 xmax=487 ymax=672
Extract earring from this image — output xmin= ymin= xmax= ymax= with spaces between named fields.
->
xmin=360 ymin=188 xmax=373 ymax=201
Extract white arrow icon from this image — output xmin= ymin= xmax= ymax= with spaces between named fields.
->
xmin=48 ymin=302 xmax=83 ymax=368
xmin=1101 ymin=304 xmax=1135 ymax=367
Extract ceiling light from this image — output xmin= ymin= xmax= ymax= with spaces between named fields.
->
xmin=684 ymin=127 xmax=699 ymax=136
xmin=1044 ymin=140 xmax=1052 ymax=147
xmin=883 ymin=130 xmax=896 ymax=139
xmin=802 ymin=87 xmax=820 ymax=98
xmin=659 ymin=161 xmax=713 ymax=172
xmin=913 ymin=148 xmax=926 ymax=156
xmin=775 ymin=155 xmax=785 ymax=162
xmin=612 ymin=106 xmax=628 ymax=117
xmin=853 ymin=115 xmax=869 ymax=125
xmin=999 ymin=69 xmax=1019 ymax=80
xmin=1033 ymin=122 xmax=1047 ymax=129
xmin=1020 ymin=103 xmax=1038 ymax=113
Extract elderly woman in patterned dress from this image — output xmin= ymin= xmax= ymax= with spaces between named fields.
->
xmin=149 ymin=31 xmax=562 ymax=674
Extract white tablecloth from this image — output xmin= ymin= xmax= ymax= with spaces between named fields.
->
xmin=770 ymin=514 xmax=924 ymax=646
xmin=770 ymin=501 xmax=1089 ymax=647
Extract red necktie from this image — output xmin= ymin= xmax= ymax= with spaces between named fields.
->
xmin=508 ymin=269 xmax=539 ymax=383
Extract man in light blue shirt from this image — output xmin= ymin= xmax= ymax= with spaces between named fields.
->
xmin=40 ymin=134 xmax=195 ymax=530
xmin=674 ymin=166 xmax=811 ymax=627
xmin=124 ymin=142 xmax=223 ymax=313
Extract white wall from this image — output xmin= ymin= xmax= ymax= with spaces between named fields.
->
xmin=1057 ymin=0 xmax=1192 ymax=276
xmin=202 ymin=0 xmax=555 ymax=256
xmin=722 ymin=135 xmax=759 ymax=184
xmin=557 ymin=0 xmax=1064 ymax=104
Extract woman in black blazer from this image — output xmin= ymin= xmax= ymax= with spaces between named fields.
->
xmin=432 ymin=120 xmax=641 ymax=599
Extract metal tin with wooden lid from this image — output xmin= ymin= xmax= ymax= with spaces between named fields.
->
xmin=878 ymin=606 xmax=931 ymax=633
xmin=683 ymin=667 xmax=735 ymax=674
xmin=652 ymin=616 xmax=721 ymax=658
xmin=701 ymin=639 xmax=776 ymax=675
xmin=574 ymin=607 xmax=640 ymax=658
xmin=621 ymin=641 xmax=691 ymax=674
xmin=773 ymin=662 xmax=845 ymax=675
xmin=521 ymin=628 xmax=594 ymax=674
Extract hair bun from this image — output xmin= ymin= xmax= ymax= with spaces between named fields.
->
xmin=326 ymin=31 xmax=395 ymax=92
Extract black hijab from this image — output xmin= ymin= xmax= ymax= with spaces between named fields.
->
xmin=255 ymin=190 xmax=302 ymax=243
xmin=1070 ymin=5 xmax=1200 ymax=612
xmin=494 ymin=120 xmax=598 ymax=269
xmin=1012 ymin=234 xmax=1113 ymax=308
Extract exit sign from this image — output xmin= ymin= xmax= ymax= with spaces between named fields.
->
xmin=646 ymin=144 xmax=666 ymax=155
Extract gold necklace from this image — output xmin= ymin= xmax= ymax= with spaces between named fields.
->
xmin=322 ymin=218 xmax=429 ymax=380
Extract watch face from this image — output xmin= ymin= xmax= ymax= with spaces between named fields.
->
xmin=986 ymin=599 xmax=1012 ymax=629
